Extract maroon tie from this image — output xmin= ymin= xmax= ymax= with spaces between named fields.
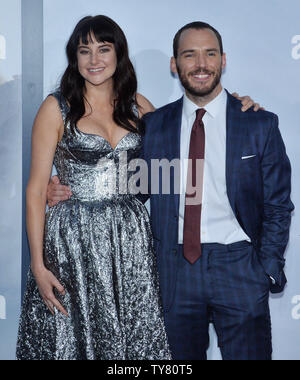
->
xmin=183 ymin=109 xmax=206 ymax=264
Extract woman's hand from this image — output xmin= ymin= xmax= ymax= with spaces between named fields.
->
xmin=47 ymin=176 xmax=72 ymax=207
xmin=232 ymin=92 xmax=264 ymax=112
xmin=32 ymin=265 xmax=69 ymax=317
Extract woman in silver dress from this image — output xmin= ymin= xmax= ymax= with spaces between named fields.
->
xmin=16 ymin=15 xmax=172 ymax=360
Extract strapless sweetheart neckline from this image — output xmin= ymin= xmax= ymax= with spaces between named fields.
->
xmin=75 ymin=125 xmax=134 ymax=151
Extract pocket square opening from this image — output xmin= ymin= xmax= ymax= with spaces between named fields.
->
xmin=241 ymin=155 xmax=257 ymax=160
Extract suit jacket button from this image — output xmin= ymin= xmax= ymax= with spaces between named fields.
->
xmin=172 ymin=249 xmax=177 ymax=255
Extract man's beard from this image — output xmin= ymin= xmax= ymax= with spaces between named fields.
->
xmin=177 ymin=66 xmax=222 ymax=98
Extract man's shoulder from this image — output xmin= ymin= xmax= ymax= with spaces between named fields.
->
xmin=227 ymin=92 xmax=278 ymax=124
xmin=242 ymin=108 xmax=278 ymax=127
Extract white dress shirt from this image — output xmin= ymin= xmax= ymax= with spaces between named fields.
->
xmin=178 ymin=88 xmax=251 ymax=244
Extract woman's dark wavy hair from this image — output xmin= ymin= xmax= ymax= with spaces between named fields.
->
xmin=60 ymin=15 xmax=143 ymax=134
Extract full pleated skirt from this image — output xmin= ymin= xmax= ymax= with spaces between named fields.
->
xmin=16 ymin=197 xmax=171 ymax=360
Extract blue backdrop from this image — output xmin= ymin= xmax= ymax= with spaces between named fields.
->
xmin=0 ymin=0 xmax=22 ymax=361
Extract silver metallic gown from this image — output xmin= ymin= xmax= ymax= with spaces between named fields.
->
xmin=16 ymin=92 xmax=171 ymax=360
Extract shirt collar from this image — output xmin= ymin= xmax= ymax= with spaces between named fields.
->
xmin=183 ymin=88 xmax=227 ymax=119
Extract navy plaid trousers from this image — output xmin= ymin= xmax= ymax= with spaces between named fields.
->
xmin=164 ymin=242 xmax=272 ymax=360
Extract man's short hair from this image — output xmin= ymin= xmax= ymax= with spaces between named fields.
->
xmin=173 ymin=22 xmax=224 ymax=59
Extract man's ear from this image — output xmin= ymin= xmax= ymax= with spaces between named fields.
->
xmin=170 ymin=57 xmax=178 ymax=76
xmin=222 ymin=53 xmax=227 ymax=71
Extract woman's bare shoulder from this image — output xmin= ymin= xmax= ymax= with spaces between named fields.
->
xmin=35 ymin=95 xmax=64 ymax=130
xmin=136 ymin=93 xmax=156 ymax=117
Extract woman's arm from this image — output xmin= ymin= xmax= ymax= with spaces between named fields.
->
xmin=26 ymin=95 xmax=68 ymax=317
xmin=136 ymin=92 xmax=261 ymax=113
xmin=136 ymin=93 xmax=156 ymax=117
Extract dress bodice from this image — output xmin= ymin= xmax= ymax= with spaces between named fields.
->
xmin=52 ymin=92 xmax=142 ymax=202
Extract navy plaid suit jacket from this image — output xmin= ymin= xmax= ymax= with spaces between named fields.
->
xmin=141 ymin=91 xmax=294 ymax=311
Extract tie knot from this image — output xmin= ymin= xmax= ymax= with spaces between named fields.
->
xmin=196 ymin=108 xmax=206 ymax=122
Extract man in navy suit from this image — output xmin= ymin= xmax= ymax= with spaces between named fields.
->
xmin=47 ymin=22 xmax=294 ymax=360
xmin=139 ymin=22 xmax=294 ymax=360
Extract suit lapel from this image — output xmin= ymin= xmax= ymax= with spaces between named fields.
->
xmin=226 ymin=92 xmax=245 ymax=216
xmin=163 ymin=97 xmax=183 ymax=217
xmin=160 ymin=93 xmax=245 ymax=219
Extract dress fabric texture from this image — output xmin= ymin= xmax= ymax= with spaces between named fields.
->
xmin=16 ymin=92 xmax=171 ymax=360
